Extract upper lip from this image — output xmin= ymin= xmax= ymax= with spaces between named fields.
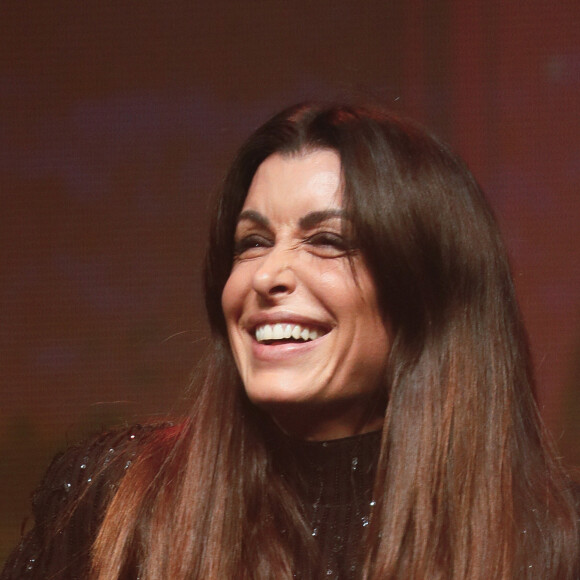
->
xmin=244 ymin=311 xmax=333 ymax=333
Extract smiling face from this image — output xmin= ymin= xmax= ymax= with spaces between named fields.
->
xmin=221 ymin=149 xmax=390 ymax=440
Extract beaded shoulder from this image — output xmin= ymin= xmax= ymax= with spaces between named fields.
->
xmin=1 ymin=422 xmax=174 ymax=579
xmin=35 ymin=423 xmax=166 ymax=504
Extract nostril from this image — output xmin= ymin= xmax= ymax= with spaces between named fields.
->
xmin=269 ymin=284 xmax=289 ymax=294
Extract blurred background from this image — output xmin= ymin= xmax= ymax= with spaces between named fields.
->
xmin=1 ymin=0 xmax=579 ymax=564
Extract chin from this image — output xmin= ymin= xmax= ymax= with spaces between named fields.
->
xmin=244 ymin=380 xmax=317 ymax=407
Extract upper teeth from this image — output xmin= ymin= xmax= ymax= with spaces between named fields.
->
xmin=255 ymin=323 xmax=320 ymax=342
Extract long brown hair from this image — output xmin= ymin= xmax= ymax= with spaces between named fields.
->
xmin=92 ymin=103 xmax=579 ymax=579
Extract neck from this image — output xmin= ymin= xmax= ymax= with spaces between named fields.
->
xmin=264 ymin=401 xmax=385 ymax=441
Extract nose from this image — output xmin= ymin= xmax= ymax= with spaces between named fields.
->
xmin=252 ymin=248 xmax=297 ymax=298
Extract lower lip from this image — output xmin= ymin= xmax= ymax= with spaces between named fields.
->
xmin=250 ymin=333 xmax=329 ymax=362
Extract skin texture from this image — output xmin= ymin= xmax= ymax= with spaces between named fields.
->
xmin=221 ymin=149 xmax=390 ymax=440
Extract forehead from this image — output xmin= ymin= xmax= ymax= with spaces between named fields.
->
xmin=242 ymin=150 xmax=343 ymax=218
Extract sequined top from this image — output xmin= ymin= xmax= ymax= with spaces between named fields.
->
xmin=1 ymin=424 xmax=380 ymax=579
xmin=0 ymin=424 xmax=160 ymax=580
xmin=276 ymin=429 xmax=381 ymax=579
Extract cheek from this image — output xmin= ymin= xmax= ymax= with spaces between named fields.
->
xmin=342 ymin=275 xmax=390 ymax=352
xmin=221 ymin=282 xmax=231 ymax=321
xmin=221 ymin=265 xmax=247 ymax=320
xmin=221 ymin=275 xmax=245 ymax=368
xmin=347 ymin=295 xmax=391 ymax=385
xmin=221 ymin=276 xmax=242 ymax=336
xmin=319 ymin=269 xmax=377 ymax=319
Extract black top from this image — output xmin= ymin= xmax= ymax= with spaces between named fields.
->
xmin=1 ymin=424 xmax=381 ymax=579
xmin=1 ymin=425 xmax=159 ymax=579
xmin=274 ymin=429 xmax=381 ymax=579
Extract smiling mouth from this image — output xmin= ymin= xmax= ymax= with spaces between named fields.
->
xmin=254 ymin=323 xmax=327 ymax=344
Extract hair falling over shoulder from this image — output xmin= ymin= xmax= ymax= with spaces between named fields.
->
xmin=90 ymin=103 xmax=579 ymax=579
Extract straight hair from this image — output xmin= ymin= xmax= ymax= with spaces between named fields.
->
xmin=91 ymin=103 xmax=579 ymax=579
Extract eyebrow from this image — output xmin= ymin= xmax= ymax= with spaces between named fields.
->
xmin=236 ymin=208 xmax=346 ymax=230
xmin=299 ymin=209 xmax=345 ymax=229
xmin=236 ymin=210 xmax=270 ymax=228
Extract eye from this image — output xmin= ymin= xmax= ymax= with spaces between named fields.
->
xmin=233 ymin=234 xmax=273 ymax=259
xmin=305 ymin=232 xmax=352 ymax=258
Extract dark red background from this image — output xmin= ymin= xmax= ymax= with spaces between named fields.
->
xmin=1 ymin=0 xmax=579 ymax=562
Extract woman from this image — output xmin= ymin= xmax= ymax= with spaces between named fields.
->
xmin=2 ymin=102 xmax=578 ymax=579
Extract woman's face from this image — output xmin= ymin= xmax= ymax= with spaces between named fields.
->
xmin=221 ymin=149 xmax=390 ymax=440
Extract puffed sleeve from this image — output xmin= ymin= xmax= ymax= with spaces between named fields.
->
xmin=1 ymin=424 xmax=160 ymax=580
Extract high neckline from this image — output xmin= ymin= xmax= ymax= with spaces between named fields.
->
xmin=270 ymin=428 xmax=381 ymax=578
xmin=282 ymin=429 xmax=381 ymax=506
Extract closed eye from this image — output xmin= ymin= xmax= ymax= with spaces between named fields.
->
xmin=305 ymin=232 xmax=352 ymax=258
xmin=233 ymin=234 xmax=273 ymax=259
